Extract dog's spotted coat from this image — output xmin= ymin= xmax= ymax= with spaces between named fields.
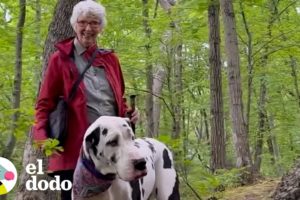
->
xmin=72 ymin=116 xmax=180 ymax=200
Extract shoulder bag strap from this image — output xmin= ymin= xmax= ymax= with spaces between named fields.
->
xmin=67 ymin=49 xmax=99 ymax=101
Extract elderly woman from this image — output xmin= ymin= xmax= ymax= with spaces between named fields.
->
xmin=33 ymin=1 xmax=138 ymax=199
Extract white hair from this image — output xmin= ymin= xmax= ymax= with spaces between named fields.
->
xmin=70 ymin=0 xmax=107 ymax=29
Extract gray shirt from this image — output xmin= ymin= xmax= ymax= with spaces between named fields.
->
xmin=73 ymin=39 xmax=117 ymax=124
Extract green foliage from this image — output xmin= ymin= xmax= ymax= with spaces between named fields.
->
xmin=215 ymin=168 xmax=248 ymax=188
xmin=33 ymin=139 xmax=64 ymax=157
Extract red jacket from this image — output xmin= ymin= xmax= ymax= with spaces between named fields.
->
xmin=33 ymin=37 xmax=127 ymax=172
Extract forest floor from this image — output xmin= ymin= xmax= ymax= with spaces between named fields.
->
xmin=220 ymin=179 xmax=280 ymax=200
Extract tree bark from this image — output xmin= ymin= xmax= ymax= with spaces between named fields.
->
xmin=220 ymin=0 xmax=253 ymax=183
xmin=290 ymin=57 xmax=300 ymax=108
xmin=1 ymin=0 xmax=26 ymax=160
xmin=153 ymin=67 xmax=166 ymax=137
xmin=201 ymin=109 xmax=209 ymax=141
xmin=34 ymin=0 xmax=42 ymax=86
xmin=239 ymin=0 xmax=254 ymax=136
xmin=142 ymin=0 xmax=155 ymax=138
xmin=208 ymin=0 xmax=226 ymax=171
xmin=171 ymin=41 xmax=183 ymax=139
xmin=162 ymin=1 xmax=182 ymax=139
xmin=0 ymin=1 xmax=26 ymax=200
xmin=253 ymin=76 xmax=267 ymax=174
xmin=15 ymin=1 xmax=80 ymax=199
xmin=267 ymin=114 xmax=283 ymax=175
xmin=158 ymin=1 xmax=181 ymax=139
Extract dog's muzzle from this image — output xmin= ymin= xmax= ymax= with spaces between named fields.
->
xmin=132 ymin=158 xmax=147 ymax=180
xmin=133 ymin=158 xmax=146 ymax=171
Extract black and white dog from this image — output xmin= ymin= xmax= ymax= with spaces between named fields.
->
xmin=72 ymin=116 xmax=180 ymax=200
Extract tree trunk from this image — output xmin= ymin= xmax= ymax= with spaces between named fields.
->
xmin=267 ymin=0 xmax=298 ymax=156
xmin=34 ymin=0 xmax=42 ymax=87
xmin=0 ymin=1 xmax=25 ymax=200
xmin=220 ymin=0 xmax=253 ymax=183
xmin=152 ymin=1 xmax=176 ymax=138
xmin=171 ymin=41 xmax=183 ymax=139
xmin=153 ymin=67 xmax=166 ymax=137
xmin=208 ymin=0 xmax=226 ymax=171
xmin=290 ymin=57 xmax=300 ymax=108
xmin=15 ymin=138 xmax=60 ymax=200
xmin=142 ymin=0 xmax=155 ymax=138
xmin=201 ymin=109 xmax=210 ymax=141
xmin=159 ymin=1 xmax=181 ymax=139
xmin=2 ymin=0 xmax=26 ymax=160
xmin=253 ymin=76 xmax=267 ymax=174
xmin=15 ymin=1 xmax=80 ymax=199
xmin=42 ymin=0 xmax=77 ymax=74
xmin=166 ymin=29 xmax=183 ymax=139
xmin=239 ymin=0 xmax=254 ymax=136
xmin=267 ymin=114 xmax=283 ymax=175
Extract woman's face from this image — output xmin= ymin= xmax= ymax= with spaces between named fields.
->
xmin=74 ymin=14 xmax=102 ymax=48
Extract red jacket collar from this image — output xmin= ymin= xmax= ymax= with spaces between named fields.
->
xmin=54 ymin=37 xmax=99 ymax=57
xmin=54 ymin=37 xmax=75 ymax=56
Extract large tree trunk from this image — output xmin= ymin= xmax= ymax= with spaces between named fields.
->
xmin=15 ymin=1 xmax=80 ymax=199
xmin=42 ymin=0 xmax=77 ymax=74
xmin=220 ymin=0 xmax=253 ymax=183
xmin=208 ymin=0 xmax=226 ymax=171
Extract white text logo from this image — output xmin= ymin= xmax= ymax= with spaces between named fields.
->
xmin=25 ymin=159 xmax=72 ymax=191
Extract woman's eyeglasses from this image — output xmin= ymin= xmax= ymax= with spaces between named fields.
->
xmin=77 ymin=20 xmax=101 ymax=28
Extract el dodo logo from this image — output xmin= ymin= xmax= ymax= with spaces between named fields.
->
xmin=26 ymin=159 xmax=72 ymax=191
xmin=0 ymin=157 xmax=17 ymax=195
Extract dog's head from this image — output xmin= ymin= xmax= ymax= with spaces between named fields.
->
xmin=83 ymin=116 xmax=147 ymax=181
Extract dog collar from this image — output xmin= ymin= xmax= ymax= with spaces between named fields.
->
xmin=81 ymin=150 xmax=116 ymax=181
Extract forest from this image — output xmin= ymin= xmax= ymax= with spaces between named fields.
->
xmin=0 ymin=0 xmax=300 ymax=199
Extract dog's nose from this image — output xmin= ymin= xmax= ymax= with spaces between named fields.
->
xmin=133 ymin=158 xmax=146 ymax=171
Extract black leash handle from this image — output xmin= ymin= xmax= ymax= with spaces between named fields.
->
xmin=129 ymin=95 xmax=136 ymax=133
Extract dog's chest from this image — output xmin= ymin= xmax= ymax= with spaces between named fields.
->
xmin=73 ymin=161 xmax=113 ymax=199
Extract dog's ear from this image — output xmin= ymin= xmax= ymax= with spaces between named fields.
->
xmin=124 ymin=118 xmax=131 ymax=126
xmin=85 ymin=127 xmax=101 ymax=157
xmin=122 ymin=118 xmax=135 ymax=138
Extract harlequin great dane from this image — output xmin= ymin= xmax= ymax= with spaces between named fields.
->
xmin=72 ymin=116 xmax=180 ymax=200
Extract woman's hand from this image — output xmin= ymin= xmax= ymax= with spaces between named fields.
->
xmin=127 ymin=108 xmax=139 ymax=124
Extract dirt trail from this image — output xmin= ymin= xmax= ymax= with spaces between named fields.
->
xmin=221 ymin=179 xmax=279 ymax=200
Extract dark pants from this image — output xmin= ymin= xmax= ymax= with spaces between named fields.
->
xmin=48 ymin=170 xmax=74 ymax=200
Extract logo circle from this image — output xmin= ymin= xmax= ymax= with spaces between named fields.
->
xmin=0 ymin=157 xmax=17 ymax=195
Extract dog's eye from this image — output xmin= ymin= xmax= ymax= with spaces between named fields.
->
xmin=106 ymin=139 xmax=118 ymax=147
